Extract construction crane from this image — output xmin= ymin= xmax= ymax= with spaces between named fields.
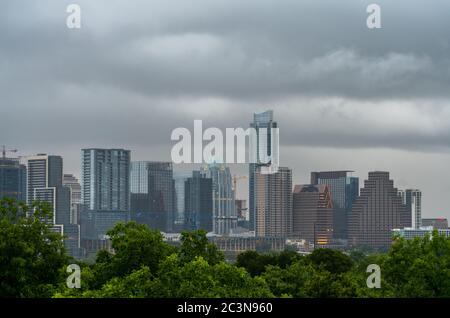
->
xmin=2 ymin=145 xmax=18 ymax=159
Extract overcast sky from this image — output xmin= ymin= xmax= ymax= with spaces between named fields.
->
xmin=1 ymin=0 xmax=450 ymax=218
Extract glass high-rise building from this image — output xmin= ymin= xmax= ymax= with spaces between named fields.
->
xmin=81 ymin=149 xmax=130 ymax=212
xmin=147 ymin=162 xmax=175 ymax=232
xmin=310 ymin=171 xmax=359 ymax=240
xmin=81 ymin=149 xmax=130 ymax=238
xmin=130 ymin=161 xmax=149 ymax=194
xmin=202 ymin=163 xmax=237 ymax=235
xmin=0 ymin=157 xmax=26 ymax=201
xmin=398 ymin=189 xmax=422 ymax=229
xmin=254 ymin=166 xmax=292 ymax=238
xmin=173 ymin=171 xmax=192 ymax=227
xmin=130 ymin=161 xmax=175 ymax=232
xmin=185 ymin=171 xmax=213 ymax=232
xmin=249 ymin=110 xmax=278 ymax=231
xmin=63 ymin=174 xmax=82 ymax=224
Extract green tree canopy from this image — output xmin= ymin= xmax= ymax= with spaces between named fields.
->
xmin=0 ymin=197 xmax=69 ymax=297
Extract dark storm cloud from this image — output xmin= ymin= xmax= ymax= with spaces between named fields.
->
xmin=1 ymin=0 xmax=450 ymax=155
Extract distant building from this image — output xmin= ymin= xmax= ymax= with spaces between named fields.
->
xmin=82 ymin=149 xmax=130 ymax=212
xmin=173 ymin=171 xmax=192 ymax=229
xmin=129 ymin=161 xmax=175 ymax=232
xmin=81 ymin=149 xmax=130 ymax=239
xmin=292 ymin=184 xmax=333 ymax=247
xmin=25 ymin=154 xmax=80 ymax=257
xmin=26 ymin=155 xmax=71 ymax=225
xmin=185 ymin=171 xmax=213 ymax=232
xmin=130 ymin=161 xmax=150 ymax=227
xmin=63 ymin=174 xmax=82 ymax=224
xmin=249 ymin=110 xmax=278 ymax=231
xmin=202 ymin=164 xmax=237 ymax=235
xmin=254 ymin=166 xmax=292 ymax=238
xmin=393 ymin=226 xmax=450 ymax=240
xmin=422 ymin=218 xmax=448 ymax=229
xmin=398 ymin=189 xmax=422 ymax=229
xmin=147 ymin=162 xmax=175 ymax=232
xmin=0 ymin=157 xmax=26 ymax=201
xmin=310 ymin=171 xmax=358 ymax=240
xmin=348 ymin=171 xmax=411 ymax=250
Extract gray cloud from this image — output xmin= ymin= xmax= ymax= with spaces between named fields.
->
xmin=1 ymin=0 xmax=450 ymax=217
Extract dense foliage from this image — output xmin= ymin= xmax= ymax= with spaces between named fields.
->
xmin=1 ymin=198 xmax=450 ymax=298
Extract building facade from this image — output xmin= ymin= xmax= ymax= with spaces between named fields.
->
xmin=254 ymin=166 xmax=292 ymax=238
xmin=173 ymin=171 xmax=192 ymax=229
xmin=185 ymin=171 xmax=213 ymax=232
xmin=201 ymin=163 xmax=237 ymax=235
xmin=81 ymin=149 xmax=130 ymax=212
xmin=147 ymin=162 xmax=175 ymax=232
xmin=63 ymin=174 xmax=82 ymax=224
xmin=398 ymin=189 xmax=422 ymax=229
xmin=348 ymin=171 xmax=411 ymax=250
xmin=422 ymin=218 xmax=448 ymax=229
xmin=0 ymin=157 xmax=26 ymax=201
xmin=292 ymin=184 xmax=333 ymax=247
xmin=249 ymin=110 xmax=278 ymax=231
xmin=25 ymin=154 xmax=79 ymax=257
xmin=81 ymin=149 xmax=130 ymax=238
xmin=311 ymin=171 xmax=358 ymax=240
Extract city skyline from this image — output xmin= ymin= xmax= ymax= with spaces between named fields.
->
xmin=2 ymin=0 xmax=450 ymax=220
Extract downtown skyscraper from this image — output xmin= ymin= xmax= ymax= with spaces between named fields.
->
xmin=0 ymin=157 xmax=26 ymax=201
xmin=398 ymin=189 xmax=422 ymax=229
xmin=25 ymin=154 xmax=80 ymax=257
xmin=25 ymin=154 xmax=71 ymax=225
xmin=81 ymin=148 xmax=130 ymax=238
xmin=292 ymin=184 xmax=333 ymax=246
xmin=311 ymin=171 xmax=359 ymax=240
xmin=130 ymin=161 xmax=175 ymax=232
xmin=185 ymin=171 xmax=213 ymax=232
xmin=348 ymin=171 xmax=411 ymax=250
xmin=249 ymin=110 xmax=278 ymax=232
xmin=201 ymin=163 xmax=237 ymax=235
xmin=254 ymin=167 xmax=292 ymax=238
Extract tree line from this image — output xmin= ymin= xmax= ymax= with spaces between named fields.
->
xmin=1 ymin=197 xmax=450 ymax=298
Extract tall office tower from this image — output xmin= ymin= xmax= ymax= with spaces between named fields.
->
xmin=26 ymin=154 xmax=71 ymax=225
xmin=81 ymin=149 xmax=130 ymax=238
xmin=0 ymin=157 xmax=26 ymax=201
xmin=130 ymin=161 xmax=150 ymax=226
xmin=63 ymin=174 xmax=82 ymax=224
xmin=292 ymin=184 xmax=333 ymax=246
xmin=348 ymin=171 xmax=411 ymax=250
xmin=26 ymin=154 xmax=80 ymax=257
xmin=129 ymin=161 xmax=176 ymax=232
xmin=173 ymin=171 xmax=192 ymax=229
xmin=398 ymin=189 xmax=422 ymax=229
xmin=130 ymin=161 xmax=149 ymax=194
xmin=254 ymin=166 xmax=292 ymax=238
xmin=310 ymin=171 xmax=359 ymax=240
xmin=185 ymin=171 xmax=213 ymax=232
xmin=201 ymin=163 xmax=237 ymax=235
xmin=249 ymin=110 xmax=278 ymax=231
xmin=147 ymin=162 xmax=175 ymax=232
xmin=81 ymin=149 xmax=130 ymax=212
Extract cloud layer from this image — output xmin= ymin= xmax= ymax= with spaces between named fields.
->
xmin=1 ymin=0 xmax=450 ymax=217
